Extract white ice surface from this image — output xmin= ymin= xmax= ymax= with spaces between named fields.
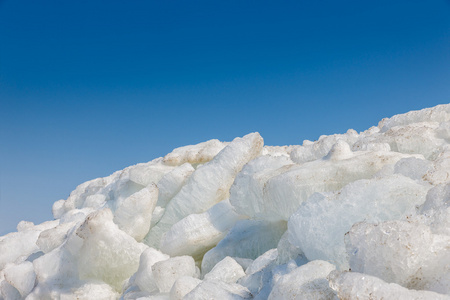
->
xmin=151 ymin=256 xmax=196 ymax=293
xmin=169 ymin=276 xmax=202 ymax=300
xmin=145 ymin=132 xmax=263 ymax=248
xmin=1 ymin=105 xmax=449 ymax=299
xmin=133 ymin=247 xmax=170 ymax=294
xmin=329 ymin=270 xmax=450 ymax=300
xmin=268 ymin=260 xmax=337 ymax=300
xmin=204 ymin=256 xmax=245 ymax=284
xmin=159 ymin=199 xmax=244 ymax=260
xmin=201 ymin=219 xmax=286 ymax=275
xmin=288 ymin=174 xmax=429 ymax=269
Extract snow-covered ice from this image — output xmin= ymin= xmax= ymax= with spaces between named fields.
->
xmin=1 ymin=104 xmax=450 ymax=299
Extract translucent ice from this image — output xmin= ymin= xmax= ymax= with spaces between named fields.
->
xmin=113 ymin=183 xmax=159 ymax=241
xmin=76 ymin=208 xmax=148 ymax=290
xmin=184 ymin=279 xmax=252 ymax=300
xmin=264 ymin=147 xmax=419 ymax=221
xmin=201 ymin=220 xmax=286 ymax=275
xmin=134 ymin=247 xmax=170 ymax=294
xmin=204 ymin=256 xmax=245 ymax=284
xmin=162 ymin=139 xmax=227 ymax=166
xmin=288 ymin=174 xmax=429 ymax=269
xmin=169 ymin=276 xmax=202 ymax=300
xmin=156 ymin=163 xmax=195 ymax=208
xmin=329 ymin=270 xmax=450 ymax=300
xmin=151 ymin=256 xmax=197 ymax=293
xmin=268 ymin=260 xmax=336 ymax=300
xmin=1 ymin=104 xmax=449 ymax=298
xmin=0 ymin=230 xmax=41 ymax=269
xmin=160 ymin=199 xmax=243 ymax=260
xmin=145 ymin=132 xmax=263 ymax=248
xmin=290 ymin=129 xmax=359 ymax=164
xmin=345 ymin=218 xmax=450 ymax=293
xmin=229 ymin=155 xmax=294 ymax=221
xmin=3 ymin=261 xmax=36 ymax=298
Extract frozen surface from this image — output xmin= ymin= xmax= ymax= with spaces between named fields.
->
xmin=76 ymin=208 xmax=148 ymax=290
xmin=162 ymin=139 xmax=227 ymax=166
xmin=113 ymin=183 xmax=159 ymax=242
xmin=345 ymin=218 xmax=450 ymax=294
xmin=169 ymin=276 xmax=202 ymax=300
xmin=1 ymin=104 xmax=450 ymax=299
xmin=160 ymin=199 xmax=244 ymax=260
xmin=3 ymin=261 xmax=36 ymax=298
xmin=329 ymin=270 xmax=450 ymax=300
xmin=268 ymin=260 xmax=337 ymax=300
xmin=151 ymin=256 xmax=197 ymax=293
xmin=204 ymin=256 xmax=245 ymax=284
xmin=156 ymin=163 xmax=195 ymax=208
xmin=183 ymin=279 xmax=252 ymax=300
xmin=201 ymin=219 xmax=286 ymax=275
xmin=133 ymin=247 xmax=169 ymax=294
xmin=145 ymin=132 xmax=263 ymax=248
xmin=288 ymin=174 xmax=429 ymax=269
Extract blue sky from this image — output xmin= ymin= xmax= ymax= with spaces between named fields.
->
xmin=1 ymin=0 xmax=449 ymax=235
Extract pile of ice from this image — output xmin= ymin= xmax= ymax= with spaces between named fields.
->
xmin=1 ymin=104 xmax=450 ymax=299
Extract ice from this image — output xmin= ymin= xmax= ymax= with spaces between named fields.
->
xmin=276 ymin=231 xmax=304 ymax=264
xmin=67 ymin=282 xmax=120 ymax=300
xmin=384 ymin=122 xmax=446 ymax=159
xmin=169 ymin=276 xmax=202 ymax=300
xmin=162 ymin=139 xmax=227 ymax=166
xmin=201 ymin=219 xmax=286 ymax=275
xmin=30 ymin=236 xmax=81 ymax=298
xmin=76 ymin=208 xmax=148 ymax=290
xmin=245 ymin=248 xmax=278 ymax=275
xmin=288 ymin=174 xmax=429 ymax=269
xmin=145 ymin=132 xmax=263 ymax=248
xmin=56 ymin=157 xmax=174 ymax=220
xmin=128 ymin=158 xmax=175 ymax=187
xmin=133 ymin=247 xmax=170 ymax=294
xmin=260 ymin=145 xmax=293 ymax=157
xmin=204 ymin=256 xmax=245 ymax=284
xmin=420 ymin=184 xmax=450 ymax=214
xmin=229 ymin=155 xmax=294 ymax=221
xmin=0 ymin=280 xmax=21 ymax=300
xmin=262 ymin=147 xmax=419 ymax=221
xmin=237 ymin=249 xmax=279 ymax=298
xmin=159 ymin=199 xmax=243 ymax=260
xmin=394 ymin=157 xmax=432 ymax=180
xmin=423 ymin=146 xmax=450 ymax=185
xmin=238 ymin=251 xmax=307 ymax=299
xmin=36 ymin=222 xmax=75 ymax=253
xmin=62 ymin=176 xmax=112 ymax=213
xmin=150 ymin=206 xmax=165 ymax=228
xmin=345 ymin=218 xmax=450 ymax=294
xmin=0 ymin=230 xmax=41 ymax=269
xmin=378 ymin=104 xmax=450 ymax=132
xmin=83 ymin=194 xmax=107 ymax=209
xmin=52 ymin=199 xmax=66 ymax=219
xmin=3 ymin=261 xmax=36 ymax=297
xmin=151 ymin=256 xmax=197 ymax=293
xmin=1 ymin=104 xmax=449 ymax=298
xmin=290 ymin=129 xmax=359 ymax=164
xmin=156 ymin=163 xmax=195 ymax=208
xmin=328 ymin=270 xmax=450 ymax=300
xmin=113 ymin=183 xmax=159 ymax=241
xmin=355 ymin=122 xmax=448 ymax=161
xmin=268 ymin=260 xmax=336 ymax=300
xmin=183 ymin=280 xmax=252 ymax=300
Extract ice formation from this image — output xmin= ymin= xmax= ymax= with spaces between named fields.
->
xmin=1 ymin=104 xmax=450 ymax=299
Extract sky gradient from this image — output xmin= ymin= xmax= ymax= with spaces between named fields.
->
xmin=1 ymin=0 xmax=449 ymax=235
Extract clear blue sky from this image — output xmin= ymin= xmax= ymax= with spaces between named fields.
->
xmin=1 ymin=0 xmax=449 ymax=235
